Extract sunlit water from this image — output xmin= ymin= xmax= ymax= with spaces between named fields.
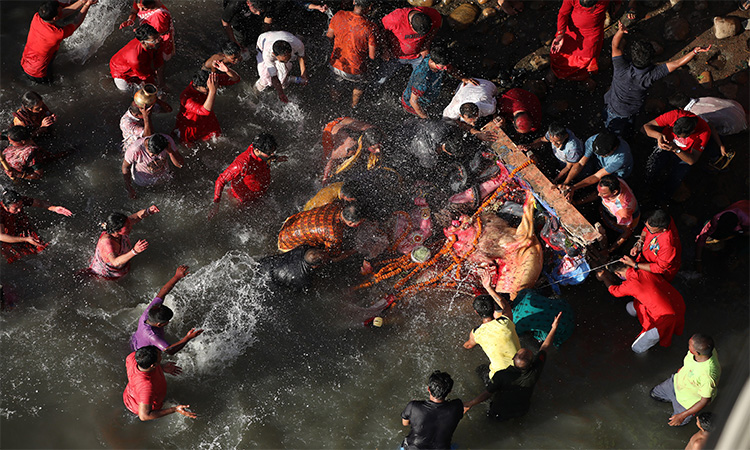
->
xmin=1 ymin=1 xmax=748 ymax=448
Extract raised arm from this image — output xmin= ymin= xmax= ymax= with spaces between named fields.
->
xmin=665 ymin=45 xmax=711 ymax=73
xmin=539 ymin=312 xmax=562 ymax=353
xmin=157 ymin=265 xmax=189 ymax=298
xmin=612 ymin=22 xmax=627 ymax=58
xmin=479 ymin=267 xmax=512 ymax=321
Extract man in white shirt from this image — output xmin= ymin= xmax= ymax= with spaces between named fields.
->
xmin=255 ymin=31 xmax=306 ymax=103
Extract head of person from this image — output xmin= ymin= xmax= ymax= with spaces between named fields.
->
xmin=147 ymin=304 xmax=174 ymax=327
xmin=667 ymin=92 xmax=691 ymax=110
xmin=39 ymin=1 xmax=60 ymax=22
xmin=711 ymin=212 xmax=740 ymax=241
xmin=512 ymin=348 xmax=534 ymax=370
xmin=593 ymin=131 xmax=619 ymax=157
xmin=427 ymin=370 xmax=453 ymax=401
xmin=427 ymin=47 xmax=450 ymax=72
xmin=102 ymin=212 xmax=129 ymax=236
xmin=303 ymin=248 xmax=328 ymax=268
xmin=338 ymin=181 xmax=358 ymax=203
xmin=472 ymin=295 xmax=496 ymax=319
xmin=459 ymin=103 xmax=480 ymax=126
xmin=673 ymin=116 xmax=699 ymax=138
xmin=360 ymin=127 xmax=383 ymax=154
xmin=134 ymin=24 xmax=161 ymax=49
xmin=134 ymin=345 xmax=161 ymax=370
xmin=147 ymin=134 xmax=169 ymax=155
xmin=221 ymin=41 xmax=242 ymax=64
xmin=246 ymin=0 xmax=268 ymax=15
xmin=697 ymin=411 xmax=714 ymax=433
xmin=441 ymin=129 xmax=473 ymax=161
xmin=513 ymin=112 xmax=534 ymax=134
xmin=137 ymin=0 xmax=158 ymax=9
xmin=645 ymin=209 xmax=670 ymax=233
xmin=579 ymin=0 xmax=598 ymax=7
xmin=352 ymin=0 xmax=373 ymax=13
xmin=689 ymin=333 xmax=715 ymax=357
xmin=1 ymin=190 xmax=25 ymax=215
xmin=21 ymin=91 xmax=45 ymax=112
xmin=630 ymin=40 xmax=655 ymax=69
xmin=7 ymin=126 xmax=31 ymax=145
xmin=341 ymin=203 xmax=363 ymax=227
xmin=272 ymin=40 xmax=293 ymax=63
xmin=192 ymin=69 xmax=210 ymax=91
xmin=251 ymin=132 xmax=278 ymax=161
xmin=597 ymin=175 xmax=621 ymax=200
xmin=608 ymin=261 xmax=629 ymax=279
xmin=410 ymin=11 xmax=433 ymax=36
xmin=547 ymin=122 xmax=569 ymax=148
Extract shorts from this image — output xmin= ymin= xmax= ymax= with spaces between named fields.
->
xmin=330 ymin=65 xmax=366 ymax=85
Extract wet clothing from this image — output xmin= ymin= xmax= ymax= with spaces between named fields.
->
xmin=327 ymin=11 xmax=377 ymax=76
xmin=175 ymin=82 xmax=221 ymax=144
xmin=213 ymin=145 xmax=271 ymax=205
xmin=130 ymin=297 xmax=170 ymax=351
xmin=258 ymin=246 xmax=315 ymax=291
xmin=3 ymin=143 xmax=41 ymax=176
xmin=1 ymin=197 xmax=47 ymax=264
xmin=604 ymin=56 xmax=669 ymax=118
xmin=474 ymin=316 xmax=521 ymax=379
xmin=696 ymin=200 xmax=750 ymax=249
xmin=637 ymin=218 xmax=681 ymax=282
xmin=401 ymin=398 xmax=463 ymax=450
xmin=401 ymin=57 xmax=445 ymax=115
xmin=13 ymin=104 xmax=52 ymax=135
xmin=583 ymin=134 xmax=633 ymax=178
xmin=222 ymin=0 xmax=276 ymax=47
xmin=548 ymin=128 xmax=584 ymax=165
xmin=512 ymin=289 xmax=574 ymax=348
xmin=486 ymin=351 xmax=546 ymax=420
xmin=88 ymin=232 xmax=132 ymax=279
xmin=120 ymin=110 xmax=144 ymax=151
xmin=124 ymin=135 xmax=176 ymax=187
xmin=21 ymin=13 xmax=79 ymax=79
xmin=123 ymin=351 xmax=167 ymax=415
xmin=550 ymin=0 xmax=609 ymax=81
xmin=600 ymin=178 xmax=638 ymax=227
xmin=442 ymin=79 xmax=497 ymax=121
xmin=110 ymin=39 xmax=164 ymax=85
xmin=654 ymin=110 xmax=711 ymax=153
xmin=255 ymin=31 xmax=305 ymax=89
xmin=609 ymin=268 xmax=685 ymax=349
xmin=498 ymin=88 xmax=542 ymax=133
xmin=134 ymin=3 xmax=175 ymax=59
xmin=684 ymin=97 xmax=748 ymax=136
xmin=277 ymin=201 xmax=345 ymax=256
xmin=321 ymin=117 xmax=348 ymax=162
xmin=304 ymin=183 xmax=343 ymax=211
xmin=674 ymin=349 xmax=721 ymax=409
xmin=382 ymin=7 xmax=442 ymax=60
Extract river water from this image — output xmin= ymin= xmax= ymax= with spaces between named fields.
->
xmin=1 ymin=1 xmax=748 ymax=448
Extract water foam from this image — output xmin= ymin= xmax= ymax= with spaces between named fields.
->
xmin=60 ymin=0 xmax=127 ymax=64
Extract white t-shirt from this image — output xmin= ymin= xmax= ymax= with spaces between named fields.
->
xmin=256 ymin=31 xmax=305 ymax=77
xmin=124 ymin=134 xmax=176 ymax=186
xmin=442 ymin=78 xmax=497 ymax=121
xmin=120 ymin=110 xmax=144 ymax=151
xmin=685 ymin=97 xmax=748 ymax=136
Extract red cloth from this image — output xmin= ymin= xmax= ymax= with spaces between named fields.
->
xmin=0 ymin=196 xmax=47 ymax=264
xmin=654 ymin=109 xmax=711 ymax=153
xmin=174 ymin=82 xmax=220 ymax=145
xmin=322 ymin=117 xmax=347 ymax=162
xmin=134 ymin=3 xmax=175 ymax=57
xmin=21 ymin=13 xmax=78 ymax=78
xmin=609 ymin=268 xmax=685 ymax=348
xmin=637 ymin=218 xmax=681 ymax=282
xmin=498 ymin=88 xmax=542 ymax=132
xmin=109 ymin=38 xmax=164 ymax=83
xmin=381 ymin=7 xmax=442 ymax=60
xmin=550 ymin=0 xmax=609 ymax=81
xmin=122 ymin=352 xmax=167 ymax=415
xmin=214 ymin=145 xmax=271 ymax=204
xmin=328 ymin=11 xmax=377 ymax=75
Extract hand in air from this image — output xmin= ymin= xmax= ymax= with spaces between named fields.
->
xmin=175 ymin=265 xmax=190 ymax=279
xmin=185 ymin=328 xmax=204 ymax=340
xmin=162 ymin=362 xmax=183 ymax=376
xmin=51 ymin=206 xmax=73 ymax=216
xmin=213 ymin=60 xmax=230 ymax=73
xmin=132 ymin=239 xmax=149 ymax=254
xmin=147 ymin=205 xmax=160 ymax=215
xmin=41 ymin=115 xmax=57 ymax=127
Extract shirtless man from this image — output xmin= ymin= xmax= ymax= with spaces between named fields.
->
xmin=685 ymin=412 xmax=713 ymax=450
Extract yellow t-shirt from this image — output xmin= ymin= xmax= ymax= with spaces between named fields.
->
xmin=303 ymin=183 xmax=343 ymax=211
xmin=474 ymin=316 xmax=521 ymax=378
xmin=674 ymin=349 xmax=721 ymax=409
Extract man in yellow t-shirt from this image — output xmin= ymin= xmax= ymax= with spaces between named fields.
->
xmin=650 ymin=334 xmax=720 ymax=426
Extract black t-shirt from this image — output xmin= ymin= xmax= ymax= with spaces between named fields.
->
xmin=257 ymin=246 xmax=314 ymax=291
xmin=486 ymin=351 xmax=546 ymax=420
xmin=401 ymin=399 xmax=463 ymax=450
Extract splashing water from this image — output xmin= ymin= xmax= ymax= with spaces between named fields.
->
xmin=60 ymin=0 xmax=127 ymax=64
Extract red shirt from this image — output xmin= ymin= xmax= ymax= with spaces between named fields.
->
xmin=328 ymin=11 xmax=377 ymax=75
xmin=109 ymin=38 xmax=164 ymax=83
xmin=122 ymin=352 xmax=167 ymax=415
xmin=21 ymin=13 xmax=78 ymax=78
xmin=498 ymin=88 xmax=542 ymax=132
xmin=381 ymin=7 xmax=442 ymax=60
xmin=174 ymin=82 xmax=220 ymax=145
xmin=654 ymin=109 xmax=711 ymax=153
xmin=214 ymin=145 xmax=271 ymax=204
xmin=135 ymin=3 xmax=175 ymax=56
xmin=609 ymin=268 xmax=685 ymax=348
xmin=637 ymin=218 xmax=681 ymax=282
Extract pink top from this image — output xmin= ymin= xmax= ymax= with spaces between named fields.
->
xmin=601 ymin=178 xmax=638 ymax=227
xmin=89 ymin=232 xmax=132 ymax=279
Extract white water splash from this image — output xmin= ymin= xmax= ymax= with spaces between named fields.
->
xmin=60 ymin=0 xmax=127 ymax=64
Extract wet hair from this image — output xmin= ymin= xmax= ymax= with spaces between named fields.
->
xmin=609 ymin=261 xmax=628 ymax=273
xmin=547 ymin=122 xmax=567 ymax=139
xmin=427 ymin=370 xmax=453 ymax=400
xmin=668 ymin=92 xmax=691 ymax=110
xmin=430 ymin=47 xmax=449 ymax=66
xmin=192 ymin=69 xmax=210 ymax=88
xmin=360 ymin=127 xmax=383 ymax=150
xmin=7 ymin=126 xmax=30 ymax=142
xmin=691 ymin=333 xmax=714 ymax=356
xmin=579 ymin=0 xmax=598 ymax=7
xmin=598 ymin=174 xmax=621 ymax=194
xmin=593 ymin=131 xmax=618 ymax=156
xmin=253 ymin=132 xmax=277 ymax=154
xmin=128 ymin=102 xmax=141 ymax=116
xmin=272 ymin=40 xmax=292 ymax=57
xmin=513 ymin=348 xmax=533 ymax=370
xmin=1 ymin=189 xmax=23 ymax=207
xmin=630 ymin=40 xmax=655 ymax=69
xmin=102 ymin=212 xmax=128 ymax=234
xmin=147 ymin=134 xmax=169 ymax=154
xmin=247 ymin=0 xmax=269 ymax=13
xmin=410 ymin=12 xmax=432 ymax=35
xmin=39 ymin=1 xmax=59 ymax=21
xmin=352 ymin=0 xmax=372 ymax=8
xmin=135 ymin=346 xmax=159 ymax=369
xmin=134 ymin=24 xmax=159 ymax=42
xmin=303 ymin=248 xmax=327 ymax=266
xmin=646 ymin=209 xmax=670 ymax=229
xmin=341 ymin=203 xmax=362 ymax=224
xmin=712 ymin=212 xmax=740 ymax=240
xmin=148 ymin=304 xmax=174 ymax=324
xmin=139 ymin=0 xmax=157 ymax=7
xmin=673 ymin=116 xmax=698 ymax=137
xmin=21 ymin=91 xmax=44 ymax=109
xmin=338 ymin=182 xmax=357 ymax=202
xmin=222 ymin=41 xmax=241 ymax=57
xmin=473 ymin=295 xmax=496 ymax=319
xmin=697 ymin=412 xmax=714 ymax=433
xmin=459 ymin=103 xmax=480 ymax=119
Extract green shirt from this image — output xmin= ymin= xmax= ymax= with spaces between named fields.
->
xmin=674 ymin=349 xmax=721 ymax=409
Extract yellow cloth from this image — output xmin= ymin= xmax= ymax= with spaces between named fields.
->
xmin=474 ymin=316 xmax=521 ymax=378
xmin=674 ymin=349 xmax=721 ymax=409
xmin=303 ymin=183 xmax=343 ymax=211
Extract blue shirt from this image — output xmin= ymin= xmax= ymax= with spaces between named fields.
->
xmin=546 ymin=128 xmax=584 ymax=165
xmin=583 ymin=134 xmax=633 ymax=178
xmin=401 ymin=56 xmax=444 ymax=108
xmin=604 ymin=56 xmax=670 ymax=118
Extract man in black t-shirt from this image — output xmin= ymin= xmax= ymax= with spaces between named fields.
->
xmin=221 ymin=0 xmax=275 ymax=51
xmin=401 ymin=370 xmax=464 ymax=450
xmin=463 ymin=312 xmax=562 ymax=421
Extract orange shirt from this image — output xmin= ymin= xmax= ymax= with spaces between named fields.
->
xmin=277 ymin=202 xmax=345 ymax=255
xmin=328 ymin=11 xmax=377 ymax=75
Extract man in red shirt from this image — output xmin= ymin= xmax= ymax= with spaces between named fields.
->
xmin=123 ymin=346 xmax=197 ymax=421
xmin=209 ymin=133 xmax=287 ymax=219
xmin=326 ymin=0 xmax=377 ymax=108
xmin=643 ymin=110 xmax=711 ymax=202
xmin=496 ymin=88 xmax=542 ymax=135
xmin=21 ymin=0 xmax=97 ymax=83
xmin=109 ymin=24 xmax=164 ymax=92
xmin=377 ymin=6 xmax=442 ymax=85
xmin=621 ymin=209 xmax=682 ymax=282
xmin=174 ymin=71 xmax=237 ymax=145
xmin=119 ymin=0 xmax=175 ymax=61
xmin=598 ymin=262 xmax=685 ymax=353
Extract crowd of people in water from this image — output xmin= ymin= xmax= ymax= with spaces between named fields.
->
xmin=3 ymin=0 xmax=748 ymax=448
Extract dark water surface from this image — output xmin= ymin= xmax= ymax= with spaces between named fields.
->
xmin=1 ymin=1 xmax=748 ymax=448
